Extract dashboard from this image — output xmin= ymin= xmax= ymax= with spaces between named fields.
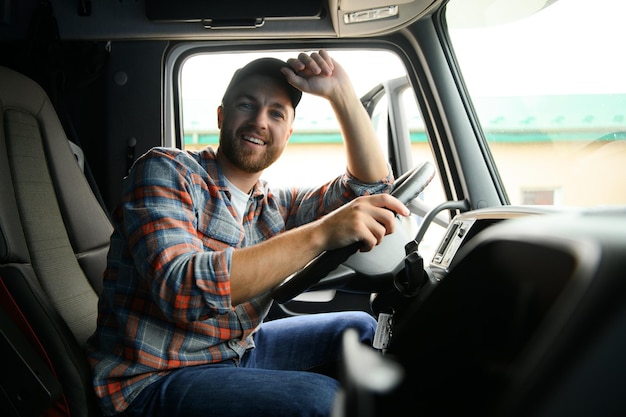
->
xmin=427 ymin=206 xmax=562 ymax=279
xmin=384 ymin=205 xmax=626 ymax=416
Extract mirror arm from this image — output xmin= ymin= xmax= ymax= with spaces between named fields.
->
xmin=407 ymin=199 xmax=470 ymax=255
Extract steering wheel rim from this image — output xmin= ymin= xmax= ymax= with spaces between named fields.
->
xmin=271 ymin=161 xmax=435 ymax=303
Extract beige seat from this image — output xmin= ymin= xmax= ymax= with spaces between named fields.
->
xmin=0 ymin=65 xmax=112 ymax=416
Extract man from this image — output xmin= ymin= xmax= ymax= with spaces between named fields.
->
xmin=87 ymin=50 xmax=409 ymax=417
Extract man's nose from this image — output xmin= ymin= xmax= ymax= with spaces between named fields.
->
xmin=249 ymin=108 xmax=269 ymax=129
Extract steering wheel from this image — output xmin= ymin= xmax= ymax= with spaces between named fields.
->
xmin=271 ymin=161 xmax=435 ymax=303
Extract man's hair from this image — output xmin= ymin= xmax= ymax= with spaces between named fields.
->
xmin=221 ymin=57 xmax=302 ymax=109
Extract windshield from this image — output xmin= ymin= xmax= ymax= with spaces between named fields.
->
xmin=446 ymin=0 xmax=626 ymax=207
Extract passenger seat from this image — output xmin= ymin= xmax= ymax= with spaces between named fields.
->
xmin=0 ymin=65 xmax=112 ymax=416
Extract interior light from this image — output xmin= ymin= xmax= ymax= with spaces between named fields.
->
xmin=343 ymin=5 xmax=399 ymax=24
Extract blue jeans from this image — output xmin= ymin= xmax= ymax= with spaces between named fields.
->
xmin=123 ymin=311 xmax=377 ymax=417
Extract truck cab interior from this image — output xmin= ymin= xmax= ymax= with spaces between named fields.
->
xmin=1 ymin=0 xmax=625 ymax=416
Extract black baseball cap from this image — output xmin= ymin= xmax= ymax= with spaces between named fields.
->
xmin=222 ymin=57 xmax=303 ymax=109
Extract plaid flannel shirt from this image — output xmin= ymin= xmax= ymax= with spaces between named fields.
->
xmin=86 ymin=146 xmax=393 ymax=415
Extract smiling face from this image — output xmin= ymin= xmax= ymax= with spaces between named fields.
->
xmin=217 ymin=74 xmax=295 ymax=175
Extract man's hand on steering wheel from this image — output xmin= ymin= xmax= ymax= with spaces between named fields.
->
xmin=316 ymin=194 xmax=410 ymax=253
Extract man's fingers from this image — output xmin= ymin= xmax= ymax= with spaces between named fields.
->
xmin=371 ymin=193 xmax=410 ymax=217
xmin=319 ymin=49 xmax=334 ymax=71
xmin=295 ymin=52 xmax=321 ymax=75
xmin=291 ymin=50 xmax=333 ymax=77
xmin=308 ymin=51 xmax=333 ymax=76
xmin=345 ymin=196 xmax=404 ymax=252
xmin=362 ymin=217 xmax=389 ymax=252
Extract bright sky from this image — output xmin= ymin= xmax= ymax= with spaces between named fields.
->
xmin=449 ymin=0 xmax=626 ymax=96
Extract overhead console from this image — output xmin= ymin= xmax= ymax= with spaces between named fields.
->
xmin=145 ymin=0 xmax=325 ymax=27
xmin=144 ymin=0 xmax=438 ymax=34
xmin=43 ymin=0 xmax=442 ymax=40
xmin=328 ymin=0 xmax=438 ymax=36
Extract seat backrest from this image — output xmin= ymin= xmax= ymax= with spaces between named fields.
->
xmin=0 ymin=65 xmax=112 ymax=416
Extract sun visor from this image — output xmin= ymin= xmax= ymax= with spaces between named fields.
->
xmin=145 ymin=0 xmax=325 ymax=23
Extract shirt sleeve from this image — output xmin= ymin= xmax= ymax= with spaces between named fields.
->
xmin=118 ymin=148 xmax=234 ymax=323
xmin=277 ymin=165 xmax=395 ymax=229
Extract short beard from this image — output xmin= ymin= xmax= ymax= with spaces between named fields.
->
xmin=218 ymin=130 xmax=281 ymax=173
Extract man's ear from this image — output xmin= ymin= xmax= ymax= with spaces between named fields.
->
xmin=217 ymin=105 xmax=224 ymax=129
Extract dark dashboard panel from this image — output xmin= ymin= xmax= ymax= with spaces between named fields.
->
xmin=384 ymin=207 xmax=626 ymax=416
xmin=145 ymin=0 xmax=325 ymax=22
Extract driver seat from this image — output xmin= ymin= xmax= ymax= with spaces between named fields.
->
xmin=0 ymin=65 xmax=112 ymax=416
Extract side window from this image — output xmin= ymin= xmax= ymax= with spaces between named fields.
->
xmin=179 ymin=49 xmax=408 ymax=187
xmin=178 ymin=48 xmax=446 ymax=259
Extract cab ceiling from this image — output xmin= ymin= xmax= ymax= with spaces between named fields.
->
xmin=35 ymin=0 xmax=440 ymax=40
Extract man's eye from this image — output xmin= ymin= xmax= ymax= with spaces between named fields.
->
xmin=271 ymin=111 xmax=285 ymax=119
xmin=238 ymin=102 xmax=254 ymax=110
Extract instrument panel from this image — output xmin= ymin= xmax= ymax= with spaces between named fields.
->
xmin=427 ymin=206 xmax=561 ymax=279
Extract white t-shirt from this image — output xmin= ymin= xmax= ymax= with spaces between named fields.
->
xmin=223 ymin=177 xmax=250 ymax=222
